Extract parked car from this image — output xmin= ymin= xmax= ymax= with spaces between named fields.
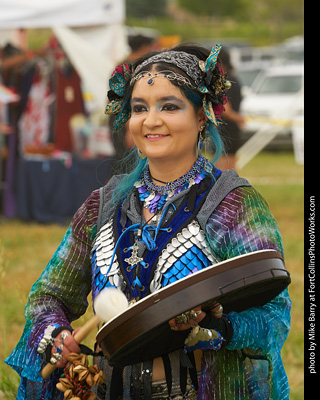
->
xmin=236 ymin=60 xmax=272 ymax=96
xmin=275 ymin=35 xmax=304 ymax=63
xmin=240 ymin=64 xmax=304 ymax=150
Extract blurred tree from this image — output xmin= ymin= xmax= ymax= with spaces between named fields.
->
xmin=126 ymin=0 xmax=168 ymax=18
xmin=176 ymin=0 xmax=303 ymax=22
xmin=254 ymin=0 xmax=303 ymax=21
xmin=176 ymin=0 xmax=249 ymax=18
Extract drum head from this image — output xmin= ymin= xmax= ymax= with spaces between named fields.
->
xmin=96 ymin=250 xmax=290 ymax=366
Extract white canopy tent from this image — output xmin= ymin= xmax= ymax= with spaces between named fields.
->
xmin=0 ymin=0 xmax=125 ymax=28
xmin=0 ymin=0 xmax=130 ymax=111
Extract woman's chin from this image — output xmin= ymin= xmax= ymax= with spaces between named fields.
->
xmin=143 ymin=146 xmax=172 ymax=161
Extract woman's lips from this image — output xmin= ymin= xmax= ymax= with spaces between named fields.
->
xmin=145 ymin=134 xmax=169 ymax=141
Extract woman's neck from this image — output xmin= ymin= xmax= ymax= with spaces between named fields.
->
xmin=148 ymin=154 xmax=199 ymax=185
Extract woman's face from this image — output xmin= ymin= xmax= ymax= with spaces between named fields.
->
xmin=129 ymin=72 xmax=204 ymax=166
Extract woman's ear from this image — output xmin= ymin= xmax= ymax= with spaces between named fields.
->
xmin=198 ymin=108 xmax=207 ymax=131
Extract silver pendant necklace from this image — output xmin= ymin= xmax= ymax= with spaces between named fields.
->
xmin=124 ymin=241 xmax=143 ymax=267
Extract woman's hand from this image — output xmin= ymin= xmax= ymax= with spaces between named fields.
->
xmin=168 ymin=303 xmax=223 ymax=331
xmin=169 ymin=306 xmax=206 ymax=331
xmin=51 ymin=329 xmax=81 ymax=369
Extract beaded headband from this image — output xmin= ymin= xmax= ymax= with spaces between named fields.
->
xmin=105 ymin=44 xmax=230 ymax=131
xmin=134 ymin=51 xmax=203 ymax=87
xmin=131 ymin=70 xmax=197 ymax=89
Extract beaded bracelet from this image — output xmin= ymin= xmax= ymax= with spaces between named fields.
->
xmin=184 ymin=325 xmax=224 ymax=353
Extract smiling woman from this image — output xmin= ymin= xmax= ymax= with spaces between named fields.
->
xmin=6 ymin=43 xmax=291 ymax=400
xmin=129 ymin=78 xmax=203 ymax=177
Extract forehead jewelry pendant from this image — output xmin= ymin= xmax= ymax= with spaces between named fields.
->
xmin=124 ymin=241 xmax=143 ymax=267
xmin=147 ymin=72 xmax=157 ymax=85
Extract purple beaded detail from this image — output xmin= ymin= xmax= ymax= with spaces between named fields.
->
xmin=134 ymin=155 xmax=212 ymax=213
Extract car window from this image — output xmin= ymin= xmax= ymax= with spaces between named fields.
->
xmin=256 ymin=75 xmax=302 ymax=94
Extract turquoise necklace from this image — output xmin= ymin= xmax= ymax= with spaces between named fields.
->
xmin=134 ymin=155 xmax=213 ymax=213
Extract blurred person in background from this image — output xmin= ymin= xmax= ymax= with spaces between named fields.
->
xmin=0 ymin=43 xmax=46 ymax=217
xmin=215 ymin=47 xmax=245 ymax=170
xmin=0 ymin=44 xmax=38 ymax=70
xmin=0 ymin=43 xmax=33 ymax=134
xmin=6 ymin=43 xmax=291 ymax=400
xmin=0 ymin=43 xmax=46 ymax=134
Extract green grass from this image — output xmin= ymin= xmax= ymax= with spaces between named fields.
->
xmin=0 ymin=151 xmax=304 ymax=398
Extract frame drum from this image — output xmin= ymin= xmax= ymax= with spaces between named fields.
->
xmin=96 ymin=250 xmax=290 ymax=366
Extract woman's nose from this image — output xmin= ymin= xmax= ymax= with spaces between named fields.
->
xmin=142 ymin=108 xmax=162 ymax=128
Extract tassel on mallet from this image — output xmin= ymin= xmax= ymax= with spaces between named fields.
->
xmin=40 ymin=288 xmax=128 ymax=379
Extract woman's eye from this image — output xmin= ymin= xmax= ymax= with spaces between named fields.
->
xmin=161 ymin=103 xmax=179 ymax=112
xmin=132 ymin=104 xmax=146 ymax=113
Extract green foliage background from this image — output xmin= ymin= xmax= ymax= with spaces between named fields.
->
xmin=126 ymin=0 xmax=304 ymax=46
xmin=26 ymin=0 xmax=303 ymax=50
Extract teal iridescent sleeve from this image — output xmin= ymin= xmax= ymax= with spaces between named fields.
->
xmin=5 ymin=190 xmax=100 ymax=399
xmin=200 ymin=186 xmax=291 ymax=400
xmin=206 ymin=186 xmax=284 ymax=260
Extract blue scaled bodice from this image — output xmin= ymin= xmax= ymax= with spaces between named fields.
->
xmin=91 ymin=178 xmax=217 ymax=302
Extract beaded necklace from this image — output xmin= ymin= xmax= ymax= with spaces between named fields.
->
xmin=134 ymin=155 xmax=213 ymax=213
